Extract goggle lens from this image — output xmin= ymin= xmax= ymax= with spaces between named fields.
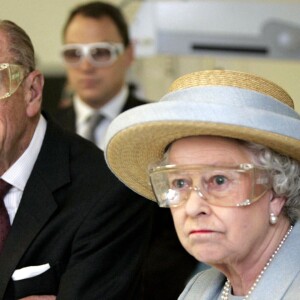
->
xmin=90 ymin=47 xmax=112 ymax=63
xmin=0 ymin=63 xmax=26 ymax=100
xmin=149 ymin=163 xmax=271 ymax=208
xmin=62 ymin=48 xmax=82 ymax=64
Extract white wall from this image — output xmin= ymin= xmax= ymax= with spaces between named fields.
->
xmin=1 ymin=1 xmax=83 ymax=73
xmin=2 ymin=0 xmax=300 ymax=112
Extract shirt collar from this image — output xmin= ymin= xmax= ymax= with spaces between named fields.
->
xmin=2 ymin=115 xmax=47 ymax=191
xmin=74 ymin=86 xmax=128 ymax=124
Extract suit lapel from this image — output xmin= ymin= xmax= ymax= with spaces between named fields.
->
xmin=0 ymin=118 xmax=71 ymax=298
xmin=54 ymin=106 xmax=76 ymax=132
xmin=63 ymin=106 xmax=76 ymax=132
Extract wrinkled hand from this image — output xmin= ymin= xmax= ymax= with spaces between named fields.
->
xmin=19 ymin=296 xmax=56 ymax=300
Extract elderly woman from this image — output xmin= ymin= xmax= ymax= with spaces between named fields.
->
xmin=104 ymin=70 xmax=300 ymax=299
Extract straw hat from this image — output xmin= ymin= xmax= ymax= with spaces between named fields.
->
xmin=104 ymin=70 xmax=300 ymax=201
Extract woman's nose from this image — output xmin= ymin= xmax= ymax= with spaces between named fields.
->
xmin=184 ymin=187 xmax=211 ymax=217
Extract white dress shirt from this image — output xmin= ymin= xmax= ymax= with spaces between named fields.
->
xmin=2 ymin=115 xmax=47 ymax=224
xmin=74 ymin=86 xmax=128 ymax=150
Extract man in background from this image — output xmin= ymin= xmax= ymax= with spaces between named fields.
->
xmin=0 ymin=19 xmax=152 ymax=299
xmin=54 ymin=0 xmax=143 ymax=149
xmin=54 ymin=2 xmax=198 ymax=299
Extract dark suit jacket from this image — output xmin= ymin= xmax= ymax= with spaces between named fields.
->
xmin=53 ymin=93 xmax=199 ymax=300
xmin=0 ymin=115 xmax=153 ymax=300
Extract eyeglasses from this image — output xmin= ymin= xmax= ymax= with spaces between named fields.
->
xmin=61 ymin=42 xmax=125 ymax=67
xmin=148 ymin=163 xmax=271 ymax=208
xmin=0 ymin=63 xmax=26 ymax=100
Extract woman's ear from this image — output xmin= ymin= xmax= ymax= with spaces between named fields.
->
xmin=269 ymin=193 xmax=286 ymax=217
xmin=24 ymin=70 xmax=44 ymax=117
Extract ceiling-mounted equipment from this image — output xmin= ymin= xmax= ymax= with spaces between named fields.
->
xmin=130 ymin=1 xmax=300 ymax=60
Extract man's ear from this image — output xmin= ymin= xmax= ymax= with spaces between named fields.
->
xmin=24 ymin=70 xmax=44 ymax=117
xmin=124 ymin=42 xmax=134 ymax=67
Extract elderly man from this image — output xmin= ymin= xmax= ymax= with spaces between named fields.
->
xmin=0 ymin=19 xmax=153 ymax=299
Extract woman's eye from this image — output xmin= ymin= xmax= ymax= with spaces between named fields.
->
xmin=172 ymin=178 xmax=189 ymax=189
xmin=204 ymin=174 xmax=230 ymax=192
xmin=213 ymin=175 xmax=227 ymax=186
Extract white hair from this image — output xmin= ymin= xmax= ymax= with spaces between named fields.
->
xmin=243 ymin=141 xmax=300 ymax=223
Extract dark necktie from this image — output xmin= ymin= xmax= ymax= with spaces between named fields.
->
xmin=0 ymin=179 xmax=12 ymax=253
xmin=86 ymin=113 xmax=104 ymax=144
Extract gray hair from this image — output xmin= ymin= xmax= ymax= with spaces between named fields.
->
xmin=243 ymin=141 xmax=300 ymax=223
xmin=0 ymin=20 xmax=35 ymax=72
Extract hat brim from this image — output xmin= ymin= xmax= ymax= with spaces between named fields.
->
xmin=105 ymin=90 xmax=300 ymax=201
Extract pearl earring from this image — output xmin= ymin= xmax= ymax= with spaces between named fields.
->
xmin=270 ymin=213 xmax=278 ymax=225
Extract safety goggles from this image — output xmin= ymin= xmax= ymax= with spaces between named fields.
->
xmin=0 ymin=63 xmax=26 ymax=100
xmin=61 ymin=42 xmax=124 ymax=67
xmin=148 ymin=163 xmax=271 ymax=208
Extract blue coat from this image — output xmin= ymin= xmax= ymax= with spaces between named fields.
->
xmin=179 ymin=221 xmax=300 ymax=299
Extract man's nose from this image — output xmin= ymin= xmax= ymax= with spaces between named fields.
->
xmin=79 ymin=55 xmax=95 ymax=70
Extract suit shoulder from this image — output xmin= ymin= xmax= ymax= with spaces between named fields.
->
xmin=122 ymin=93 xmax=149 ymax=111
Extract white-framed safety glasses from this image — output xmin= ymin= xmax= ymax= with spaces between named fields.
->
xmin=61 ymin=42 xmax=124 ymax=67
